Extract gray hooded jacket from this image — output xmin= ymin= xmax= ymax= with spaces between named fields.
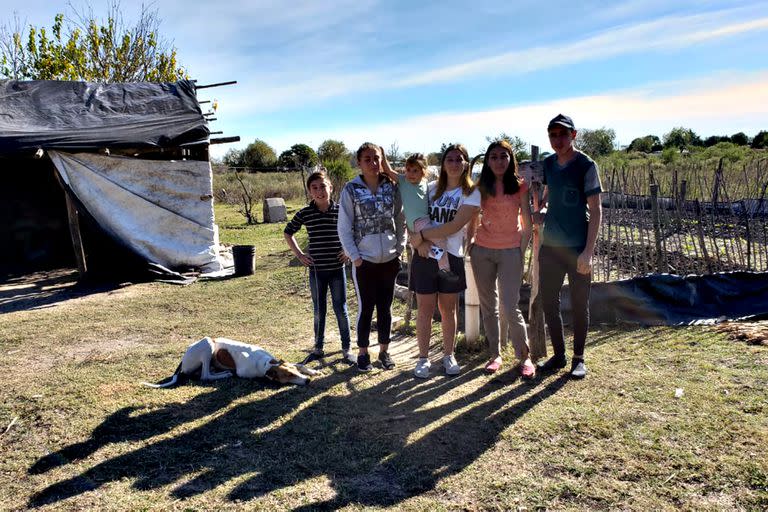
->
xmin=337 ymin=175 xmax=405 ymax=263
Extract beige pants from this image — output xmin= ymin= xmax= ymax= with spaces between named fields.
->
xmin=470 ymin=245 xmax=529 ymax=359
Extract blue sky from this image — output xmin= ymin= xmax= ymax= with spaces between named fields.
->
xmin=2 ymin=0 xmax=767 ymax=159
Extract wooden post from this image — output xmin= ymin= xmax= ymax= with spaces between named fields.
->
xmin=694 ymin=199 xmax=712 ymax=273
xmin=526 ymin=145 xmax=547 ymax=361
xmin=64 ymin=191 xmax=87 ymax=276
xmin=650 ymin=184 xmax=664 ymax=273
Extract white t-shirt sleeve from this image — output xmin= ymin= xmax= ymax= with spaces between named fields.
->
xmin=463 ymin=187 xmax=481 ymax=208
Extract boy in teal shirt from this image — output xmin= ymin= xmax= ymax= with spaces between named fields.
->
xmin=537 ymin=114 xmax=602 ymax=379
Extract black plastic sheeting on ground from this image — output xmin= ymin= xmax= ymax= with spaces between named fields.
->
xmin=578 ymin=271 xmax=768 ymax=325
xmin=0 ymin=80 xmax=208 ymax=153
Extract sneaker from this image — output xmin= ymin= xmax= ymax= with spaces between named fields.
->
xmin=414 ymin=358 xmax=431 ymax=379
xmin=378 ymin=351 xmax=396 ymax=370
xmin=357 ymin=353 xmax=372 ymax=372
xmin=537 ymin=354 xmax=567 ymax=373
xmin=342 ymin=349 xmax=357 ymax=365
xmin=442 ymin=354 xmax=460 ymax=375
xmin=301 ymin=349 xmax=324 ymax=365
xmin=570 ymin=359 xmax=587 ymax=379
xmin=520 ymin=359 xmax=536 ymax=380
xmin=485 ymin=358 xmax=502 ymax=373
xmin=438 ymin=268 xmax=461 ymax=286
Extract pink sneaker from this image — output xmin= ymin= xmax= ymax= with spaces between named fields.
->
xmin=520 ymin=359 xmax=536 ymax=380
xmin=485 ymin=358 xmax=502 ymax=373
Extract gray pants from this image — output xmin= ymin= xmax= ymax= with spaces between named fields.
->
xmin=470 ymin=245 xmax=529 ymax=360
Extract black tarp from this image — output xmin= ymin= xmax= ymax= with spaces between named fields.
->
xmin=586 ymin=271 xmax=768 ymax=325
xmin=509 ymin=271 xmax=768 ymax=326
xmin=0 ymin=80 xmax=208 ymax=153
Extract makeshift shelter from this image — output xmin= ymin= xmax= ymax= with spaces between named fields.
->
xmin=0 ymin=79 xmax=227 ymax=281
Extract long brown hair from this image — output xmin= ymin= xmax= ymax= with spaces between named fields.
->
xmin=433 ymin=143 xmax=474 ymax=201
xmin=476 ymin=140 xmax=522 ymax=200
xmin=355 ymin=142 xmax=394 ymax=184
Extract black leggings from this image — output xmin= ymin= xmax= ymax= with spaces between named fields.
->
xmin=539 ymin=245 xmax=591 ymax=358
xmin=351 ymin=258 xmax=400 ymax=348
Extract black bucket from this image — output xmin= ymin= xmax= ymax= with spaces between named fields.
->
xmin=232 ymin=245 xmax=256 ymax=276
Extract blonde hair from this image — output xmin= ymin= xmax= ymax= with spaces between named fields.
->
xmin=434 ymin=143 xmax=474 ymax=200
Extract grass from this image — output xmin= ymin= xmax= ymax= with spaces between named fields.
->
xmin=0 ymin=203 xmax=766 ymax=511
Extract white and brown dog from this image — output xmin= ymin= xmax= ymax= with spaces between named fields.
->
xmin=142 ymin=337 xmax=319 ymax=388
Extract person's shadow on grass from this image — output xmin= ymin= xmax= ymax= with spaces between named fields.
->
xmin=28 ymin=359 xmax=568 ymax=509
xmin=28 ymin=377 xmax=267 ymax=475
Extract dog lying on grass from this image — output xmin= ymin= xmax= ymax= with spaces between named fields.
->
xmin=142 ymin=337 xmax=319 ymax=388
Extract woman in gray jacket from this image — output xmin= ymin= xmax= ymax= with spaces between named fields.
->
xmin=337 ymin=143 xmax=406 ymax=372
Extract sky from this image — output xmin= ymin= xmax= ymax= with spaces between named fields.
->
xmin=2 ymin=0 xmax=768 ymax=159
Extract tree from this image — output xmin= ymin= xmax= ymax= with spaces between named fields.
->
xmin=317 ymin=139 xmax=348 ymax=163
xmin=324 ymin=159 xmax=355 ymax=201
xmin=663 ymin=127 xmax=702 ymax=151
xmin=752 ymin=130 xmax=768 ymax=149
xmin=485 ymin=132 xmax=530 ymax=161
xmin=242 ymin=139 xmax=277 ymax=170
xmin=730 ymin=132 xmax=749 ymax=146
xmin=278 ymin=144 xmax=318 ymax=170
xmin=222 ymin=148 xmax=244 ymax=168
xmin=627 ymin=135 xmax=662 ymax=153
xmin=575 ymin=127 xmax=616 ymax=157
xmin=386 ymin=141 xmax=401 ymax=163
xmin=0 ymin=2 xmax=185 ymax=82
xmin=426 ymin=152 xmax=441 ymax=166
xmin=703 ymin=135 xmax=730 ymax=147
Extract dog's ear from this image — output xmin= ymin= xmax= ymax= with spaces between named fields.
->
xmin=265 ymin=366 xmax=277 ymax=381
xmin=269 ymin=358 xmax=281 ymax=366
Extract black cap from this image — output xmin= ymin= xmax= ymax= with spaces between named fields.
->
xmin=548 ymin=113 xmax=575 ymax=131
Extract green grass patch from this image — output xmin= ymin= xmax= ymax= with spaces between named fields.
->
xmin=0 ymin=204 xmax=766 ymax=510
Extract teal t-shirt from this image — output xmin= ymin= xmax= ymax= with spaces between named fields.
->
xmin=397 ymin=175 xmax=429 ymax=230
xmin=542 ymin=151 xmax=602 ymax=249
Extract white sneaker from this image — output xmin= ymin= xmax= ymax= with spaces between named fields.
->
xmin=414 ymin=358 xmax=431 ymax=379
xmin=342 ymin=350 xmax=357 ymax=365
xmin=570 ymin=360 xmax=587 ymax=379
xmin=443 ymin=354 xmax=460 ymax=375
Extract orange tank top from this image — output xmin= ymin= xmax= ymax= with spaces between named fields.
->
xmin=474 ymin=181 xmax=528 ymax=249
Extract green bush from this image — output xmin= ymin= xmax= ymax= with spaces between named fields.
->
xmin=324 ymin=159 xmax=357 ymax=201
xmin=213 ymin=171 xmax=306 ymax=206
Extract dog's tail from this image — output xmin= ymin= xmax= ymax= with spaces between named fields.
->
xmin=141 ymin=362 xmax=188 ymax=389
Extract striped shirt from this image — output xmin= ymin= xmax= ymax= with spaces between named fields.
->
xmin=284 ymin=201 xmax=344 ymax=271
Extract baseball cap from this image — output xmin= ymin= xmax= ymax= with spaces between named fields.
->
xmin=548 ymin=114 xmax=575 ymax=131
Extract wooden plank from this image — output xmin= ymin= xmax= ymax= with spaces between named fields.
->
xmin=526 ymin=146 xmax=547 ymax=361
xmin=64 ymin=192 xmax=87 ymax=276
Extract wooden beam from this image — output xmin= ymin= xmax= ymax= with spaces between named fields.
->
xmin=196 ymin=81 xmax=237 ymax=90
xmin=64 ymin=191 xmax=88 ymax=276
xmin=210 ymin=136 xmax=240 ymax=145
xmin=527 ymin=145 xmax=547 ymax=361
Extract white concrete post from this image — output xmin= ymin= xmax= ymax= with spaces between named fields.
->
xmin=464 ymin=255 xmax=480 ymax=345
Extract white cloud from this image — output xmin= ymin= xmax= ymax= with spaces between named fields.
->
xmin=396 ymin=12 xmax=768 ymax=87
xmin=210 ymin=71 xmax=768 ymax=158
xmin=208 ymin=7 xmax=768 ymax=117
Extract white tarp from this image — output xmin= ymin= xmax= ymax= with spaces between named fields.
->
xmin=49 ymin=151 xmax=224 ymax=273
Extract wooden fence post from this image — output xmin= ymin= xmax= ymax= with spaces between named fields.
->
xmin=526 ymin=146 xmax=547 ymax=361
xmin=694 ymin=199 xmax=713 ymax=274
xmin=650 ymin=184 xmax=665 ymax=273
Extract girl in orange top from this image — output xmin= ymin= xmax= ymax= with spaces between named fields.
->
xmin=469 ymin=140 xmax=535 ymax=378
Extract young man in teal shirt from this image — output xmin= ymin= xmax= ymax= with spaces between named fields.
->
xmin=537 ymin=114 xmax=602 ymax=379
